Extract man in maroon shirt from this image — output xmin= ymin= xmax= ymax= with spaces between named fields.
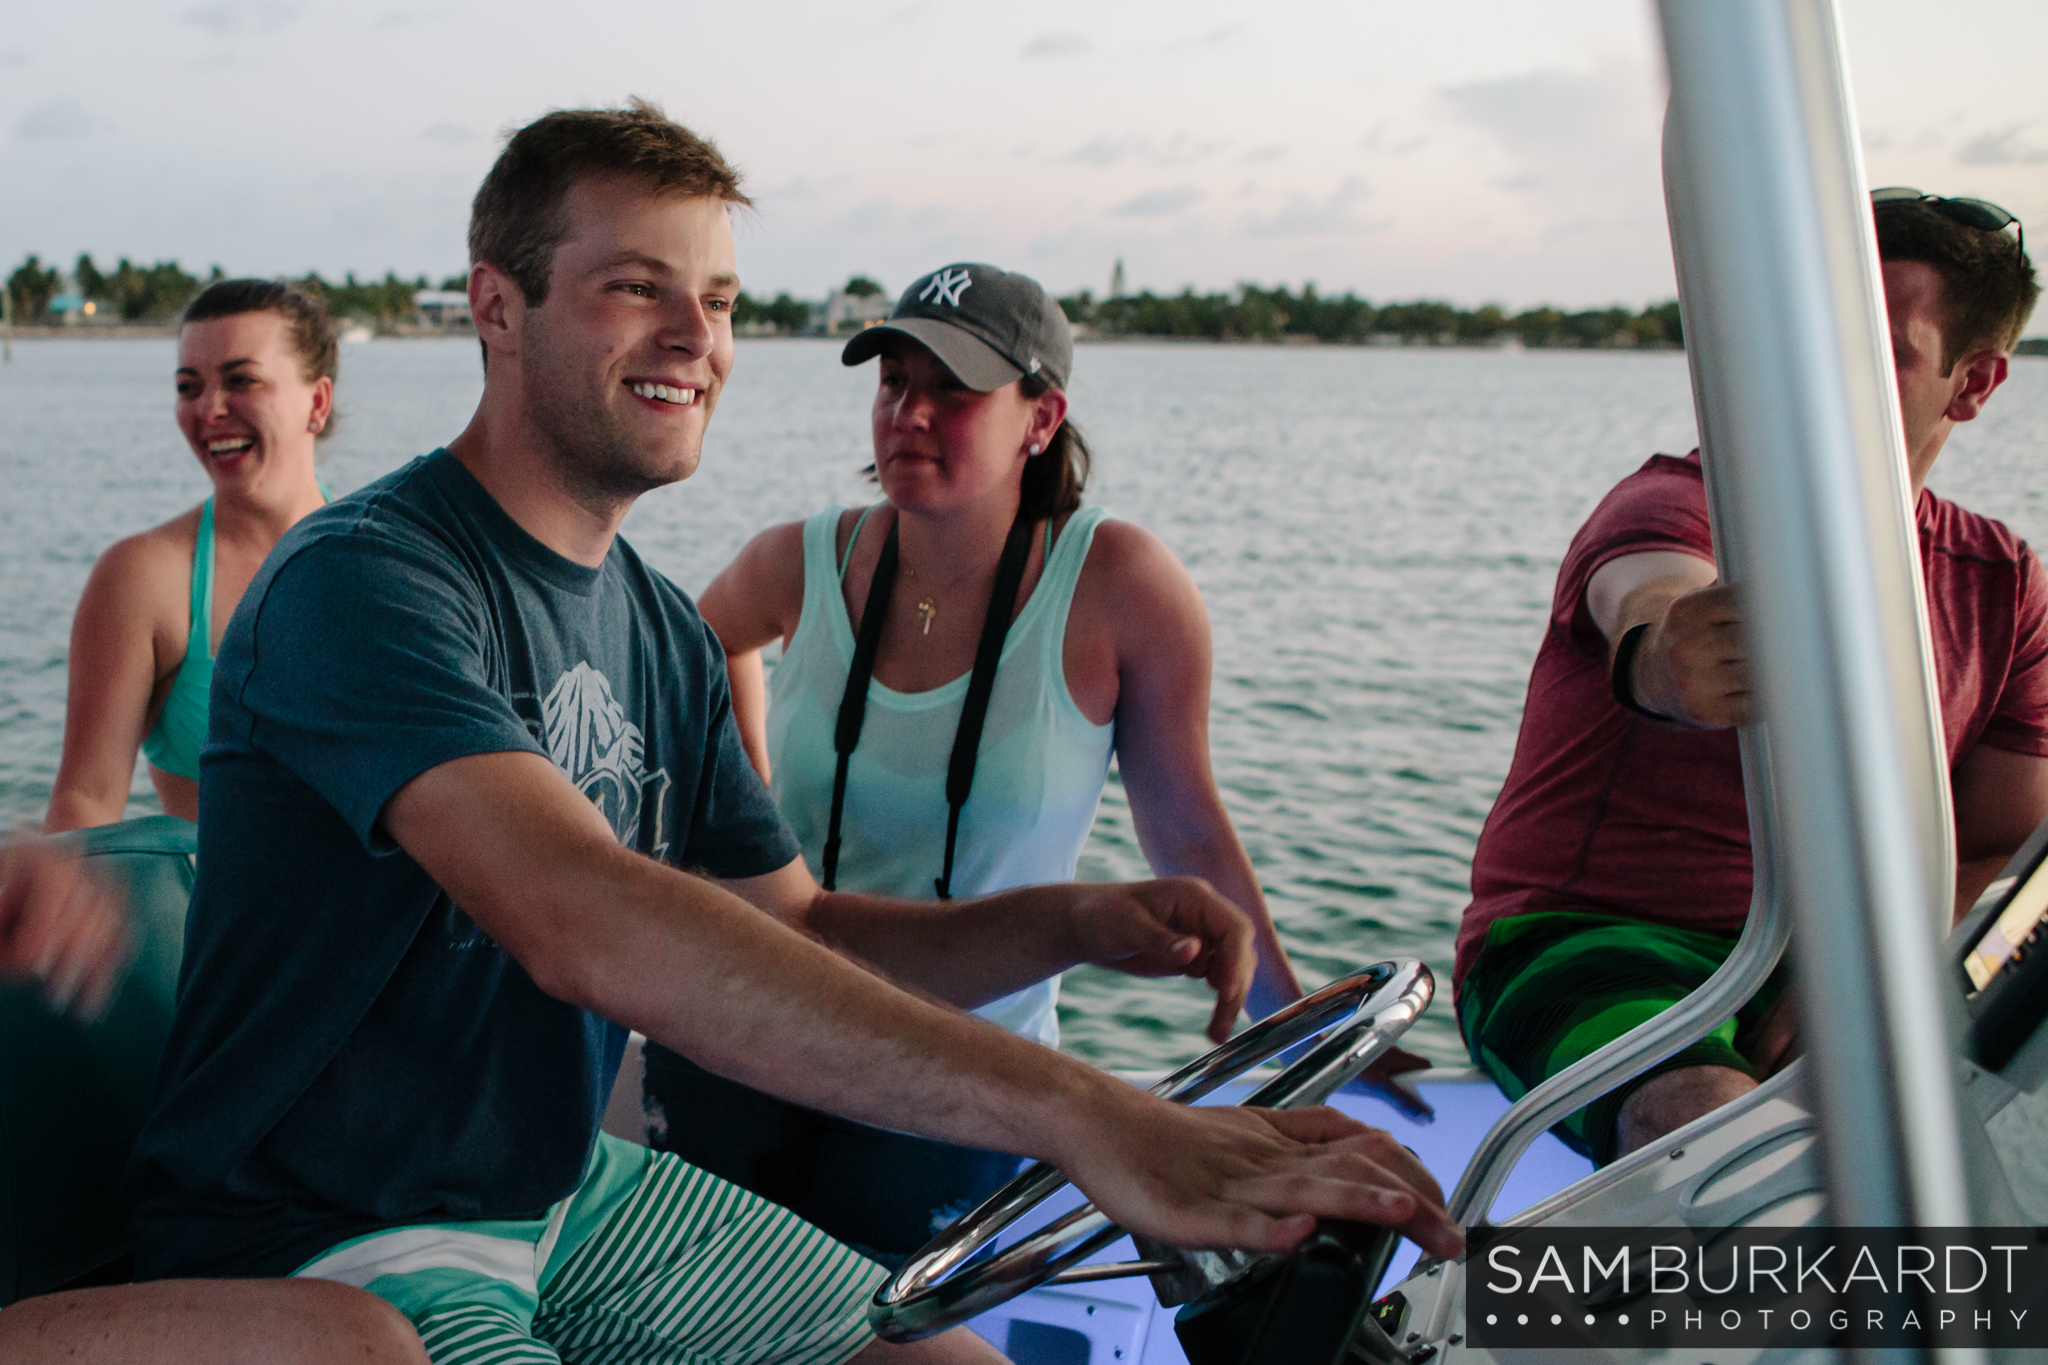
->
xmin=1458 ymin=194 xmax=2045 ymax=1165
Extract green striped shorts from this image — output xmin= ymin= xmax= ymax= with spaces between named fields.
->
xmin=294 ymin=1133 xmax=888 ymax=1365
xmin=1457 ymin=911 xmax=1786 ymax=1165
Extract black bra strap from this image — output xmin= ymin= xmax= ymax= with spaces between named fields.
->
xmin=822 ymin=522 xmax=900 ymax=891
xmin=821 ymin=508 xmax=1034 ymax=899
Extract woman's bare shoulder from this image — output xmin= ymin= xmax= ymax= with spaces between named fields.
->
xmin=702 ymin=515 xmax=827 ymax=643
xmin=109 ymin=505 xmax=202 ymax=560
xmin=735 ymin=518 xmax=811 ymax=582
xmin=1075 ymin=516 xmax=1194 ymax=591
xmin=1071 ymin=515 xmax=1208 ymax=655
xmin=78 ymin=508 xmax=202 ymax=624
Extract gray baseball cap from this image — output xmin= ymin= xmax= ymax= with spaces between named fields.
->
xmin=841 ymin=263 xmax=1073 ymax=391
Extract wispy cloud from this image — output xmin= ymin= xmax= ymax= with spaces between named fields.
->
xmin=1436 ymin=61 xmax=1662 ymax=235
xmin=1112 ymin=185 xmax=1206 ymax=217
xmin=1242 ymin=143 xmax=1287 ymax=165
xmin=1440 ymin=67 xmax=1621 ymax=155
xmin=1360 ymin=120 xmax=1427 ymax=157
xmin=831 ymin=196 xmax=957 ymax=238
xmin=1021 ymin=32 xmax=1090 ymax=60
xmin=1163 ymin=23 xmax=1246 ymax=51
xmin=1958 ymin=125 xmax=2048 ymax=167
xmin=15 ymin=98 xmax=102 ymax=140
xmin=756 ymin=177 xmax=820 ymax=202
xmin=375 ymin=5 xmax=452 ymax=29
xmin=1063 ymin=133 xmax=1226 ymax=168
xmin=1241 ymin=176 xmax=1377 ymax=237
xmin=0 ymin=49 xmax=29 ymax=68
xmin=181 ymin=0 xmax=297 ymax=36
xmin=421 ymin=121 xmax=479 ymax=144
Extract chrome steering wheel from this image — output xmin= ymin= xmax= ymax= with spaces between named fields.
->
xmin=869 ymin=959 xmax=1434 ymax=1342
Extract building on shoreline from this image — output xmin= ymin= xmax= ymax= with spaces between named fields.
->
xmin=414 ymin=290 xmax=472 ymax=330
xmin=815 ymin=287 xmax=892 ymax=335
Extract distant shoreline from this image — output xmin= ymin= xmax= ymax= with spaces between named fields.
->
xmin=6 ymin=326 xmax=2044 ymax=356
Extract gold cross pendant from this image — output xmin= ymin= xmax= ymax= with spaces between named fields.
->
xmin=916 ymin=597 xmax=937 ymax=636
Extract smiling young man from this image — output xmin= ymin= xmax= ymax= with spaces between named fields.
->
xmin=124 ymin=103 xmax=1460 ymax=1364
xmin=1456 ymin=192 xmax=2045 ymax=1167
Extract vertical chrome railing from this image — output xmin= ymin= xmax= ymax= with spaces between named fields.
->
xmin=1444 ymin=0 xmax=1976 ymax=1260
xmin=1657 ymin=0 xmax=1971 ymax=1257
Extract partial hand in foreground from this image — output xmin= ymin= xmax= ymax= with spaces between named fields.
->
xmin=1065 ymin=877 xmax=1255 ymax=1043
xmin=0 ymin=836 xmax=129 ymax=1020
xmin=1056 ymin=1085 xmax=1465 ymax=1261
xmin=1631 ymin=583 xmax=1751 ymax=727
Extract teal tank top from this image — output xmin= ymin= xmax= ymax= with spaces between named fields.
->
xmin=140 ymin=499 xmax=216 ymax=780
xmin=140 ymin=486 xmax=327 ymax=780
xmin=766 ymin=505 xmax=1117 ymax=1047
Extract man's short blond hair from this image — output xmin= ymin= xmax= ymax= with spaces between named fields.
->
xmin=469 ymin=99 xmax=749 ymax=309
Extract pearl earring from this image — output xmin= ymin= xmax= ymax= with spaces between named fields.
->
xmin=1028 ymin=443 xmax=1042 ymax=456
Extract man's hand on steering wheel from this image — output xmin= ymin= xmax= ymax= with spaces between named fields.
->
xmin=1063 ymin=876 xmax=1256 ymax=1043
xmin=1052 ymin=1078 xmax=1466 ymax=1261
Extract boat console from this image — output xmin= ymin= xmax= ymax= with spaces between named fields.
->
xmin=1955 ymin=818 xmax=2048 ymax=1094
xmin=868 ymin=960 xmax=1436 ymax=1362
xmin=869 ymin=840 xmax=2048 ymax=1364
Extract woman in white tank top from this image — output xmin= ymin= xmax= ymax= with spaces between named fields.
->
xmin=646 ymin=263 xmax=1405 ymax=1264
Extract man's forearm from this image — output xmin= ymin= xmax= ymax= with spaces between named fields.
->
xmin=544 ymin=847 xmax=1114 ymax=1158
xmin=390 ymin=753 xmax=1114 ymax=1160
xmin=1140 ymin=834 xmax=1299 ymax=1019
xmin=389 ymin=752 xmax=1465 ymax=1260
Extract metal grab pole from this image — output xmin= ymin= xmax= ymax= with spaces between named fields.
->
xmin=1656 ymin=0 xmax=1973 ymax=1252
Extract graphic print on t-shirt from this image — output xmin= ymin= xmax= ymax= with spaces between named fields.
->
xmin=542 ymin=661 xmax=672 ymax=857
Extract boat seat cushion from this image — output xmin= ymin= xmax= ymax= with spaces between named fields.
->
xmin=0 ymin=816 xmax=195 ymax=1307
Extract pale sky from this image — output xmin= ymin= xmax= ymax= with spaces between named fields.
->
xmin=2 ymin=0 xmax=2043 ymax=313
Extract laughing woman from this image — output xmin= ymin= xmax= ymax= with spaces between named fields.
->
xmin=45 ymin=280 xmax=335 ymax=831
xmin=644 ymin=263 xmax=1324 ymax=1264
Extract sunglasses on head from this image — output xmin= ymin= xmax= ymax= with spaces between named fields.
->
xmin=1872 ymin=186 xmax=2025 ymax=264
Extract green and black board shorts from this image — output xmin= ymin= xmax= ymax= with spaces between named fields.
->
xmin=1457 ymin=911 xmax=1788 ymax=1165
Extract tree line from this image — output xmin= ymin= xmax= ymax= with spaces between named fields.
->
xmin=4 ymin=254 xmax=467 ymax=325
xmin=6 ymin=254 xmax=1683 ymax=349
xmin=1059 ymin=285 xmax=1683 ymax=348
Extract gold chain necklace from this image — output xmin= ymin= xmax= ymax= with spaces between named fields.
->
xmin=900 ymin=559 xmax=940 ymax=636
xmin=900 ymin=556 xmax=994 ymax=638
xmin=895 ymin=516 xmax=1028 ymax=639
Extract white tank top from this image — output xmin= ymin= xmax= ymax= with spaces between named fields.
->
xmin=767 ymin=505 xmax=1117 ymax=1046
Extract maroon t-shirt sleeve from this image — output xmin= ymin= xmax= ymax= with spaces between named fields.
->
xmin=1980 ymin=544 xmax=2048 ymax=757
xmin=1552 ymin=455 xmax=1718 ymax=654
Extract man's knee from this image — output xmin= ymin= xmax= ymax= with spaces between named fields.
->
xmin=0 ymin=1279 xmax=429 ymax=1365
xmin=279 ymin=1280 xmax=430 ymax=1362
xmin=1616 ymin=1064 xmax=1756 ymax=1156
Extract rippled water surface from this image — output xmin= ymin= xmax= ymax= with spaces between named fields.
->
xmin=4 ymin=337 xmax=2043 ymax=1069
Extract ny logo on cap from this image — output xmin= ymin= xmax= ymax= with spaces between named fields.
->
xmin=919 ymin=267 xmax=973 ymax=308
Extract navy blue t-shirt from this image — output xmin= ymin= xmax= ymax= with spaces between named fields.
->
xmin=127 ymin=450 xmax=801 ymax=1278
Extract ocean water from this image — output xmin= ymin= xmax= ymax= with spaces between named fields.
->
xmin=3 ymin=336 xmax=2042 ymax=1070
